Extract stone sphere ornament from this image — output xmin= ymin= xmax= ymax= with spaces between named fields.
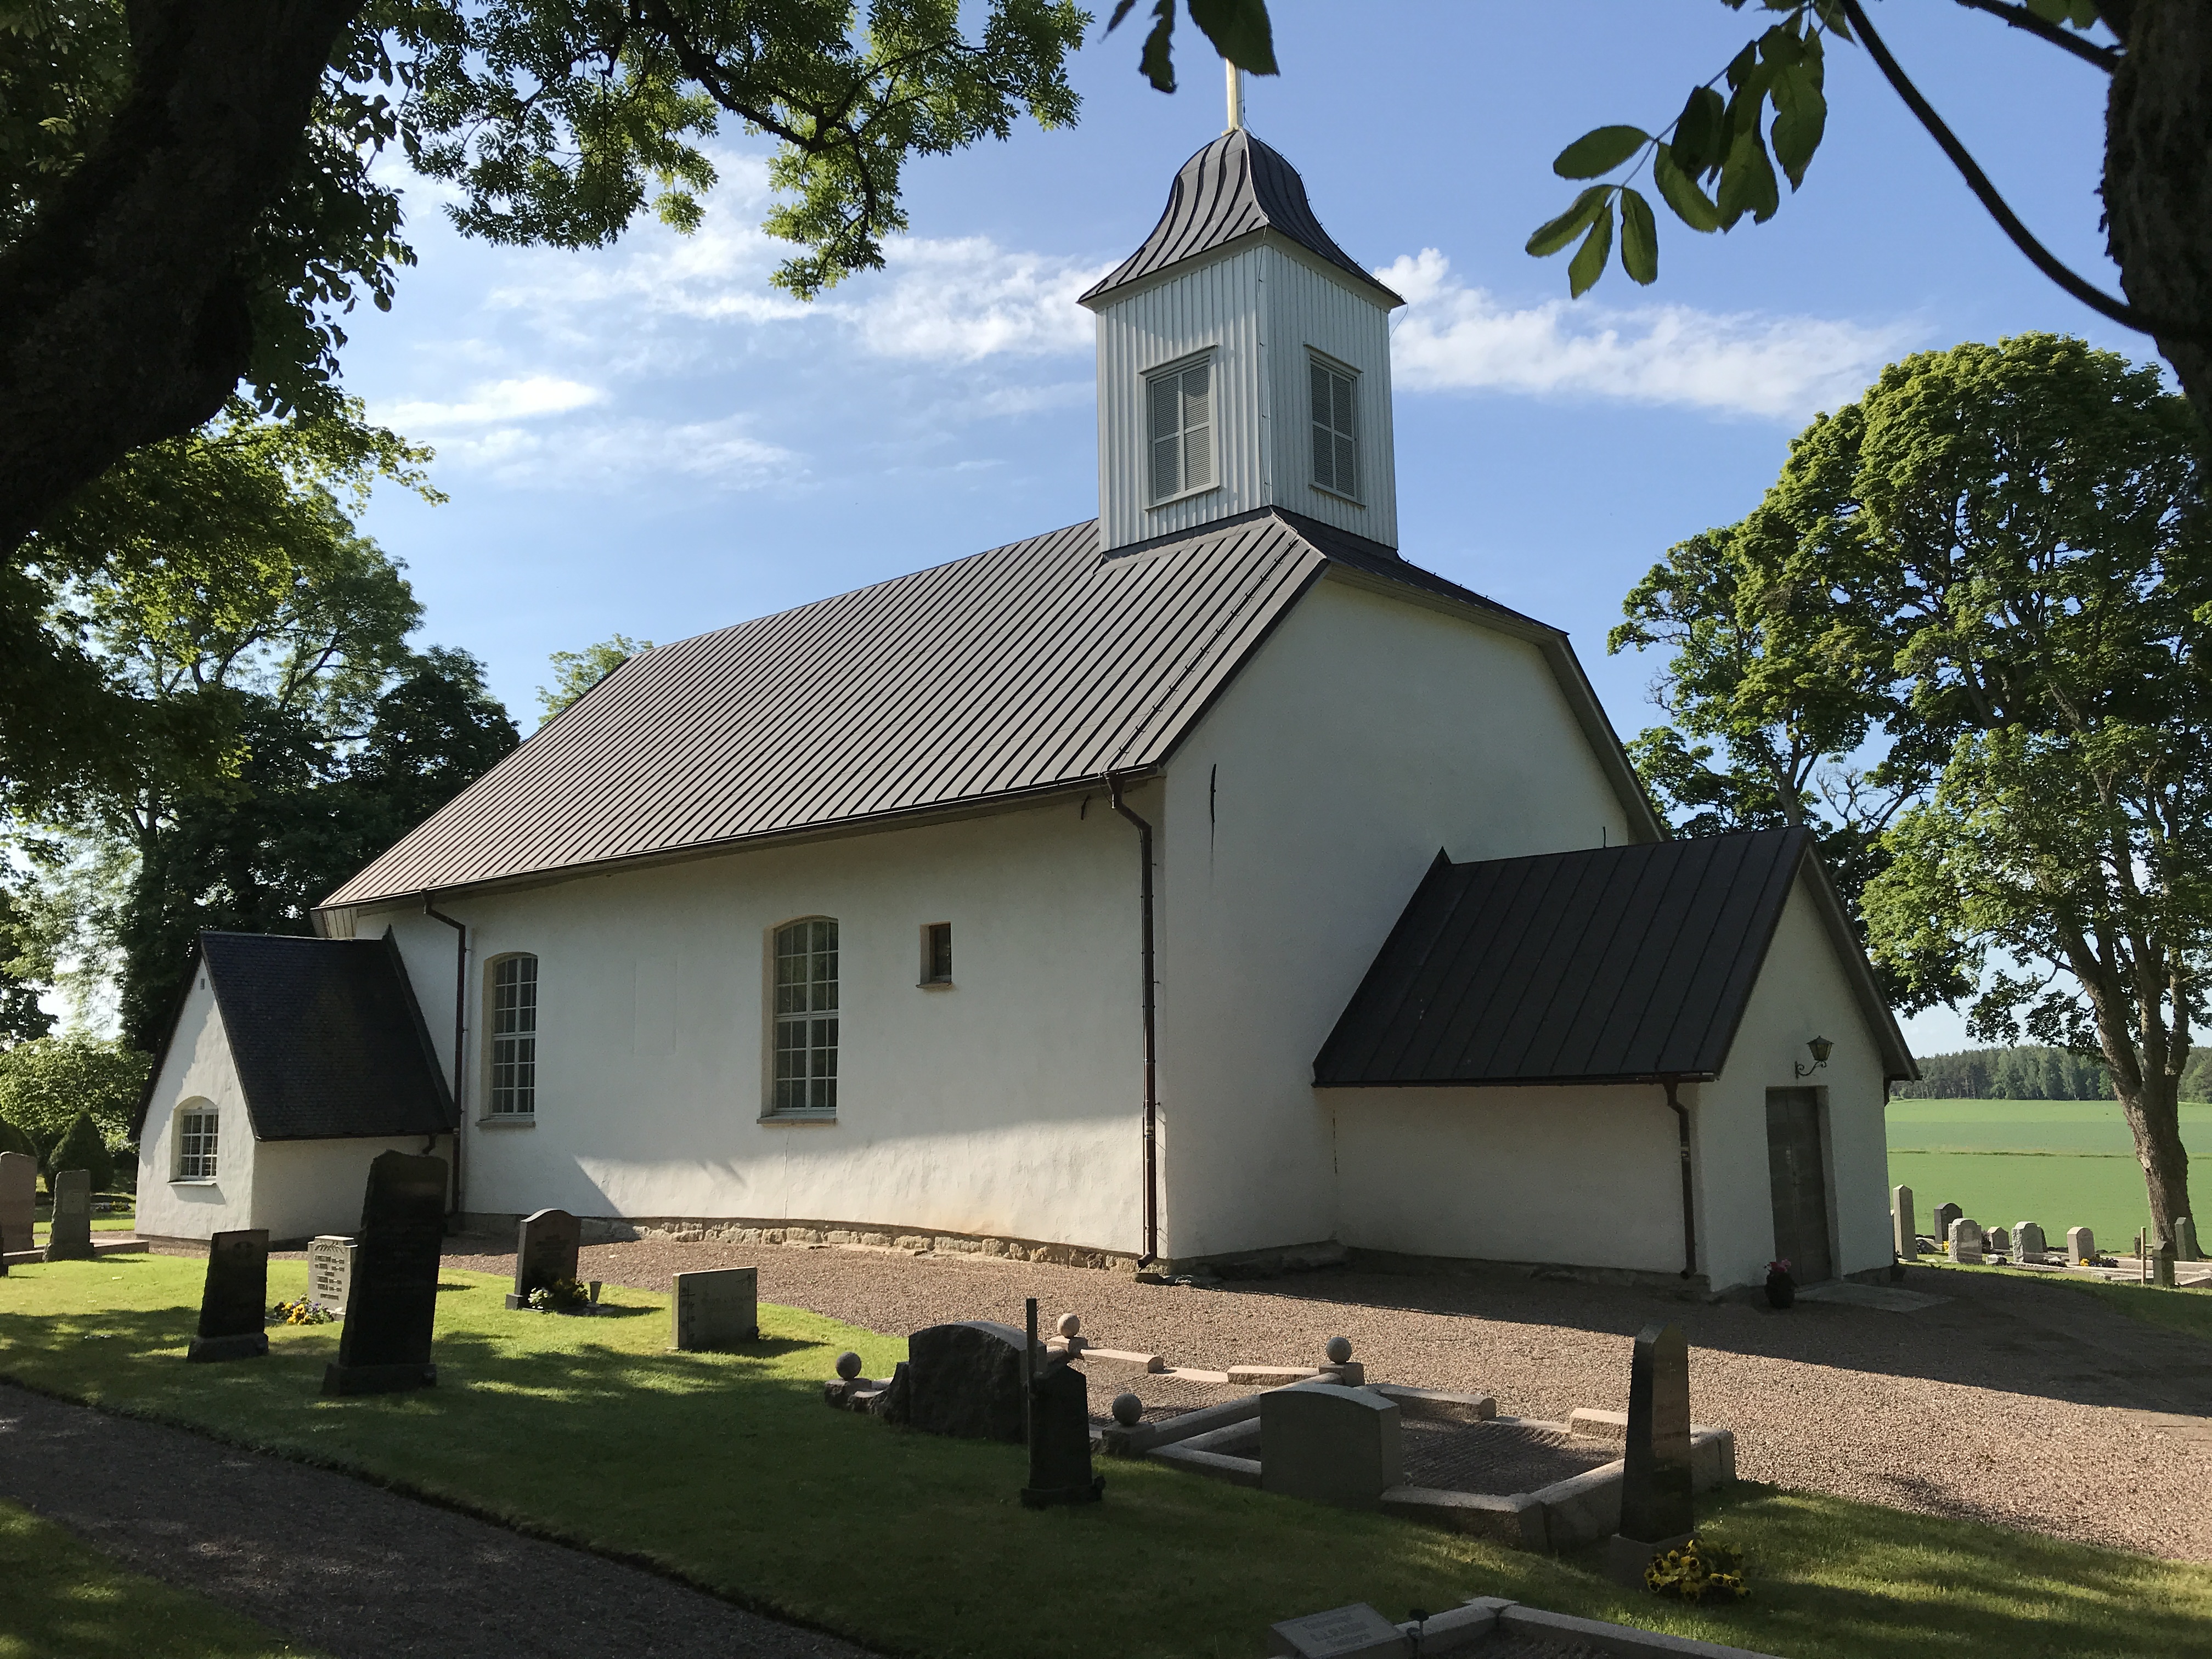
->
xmin=1111 ymin=1391 xmax=1144 ymax=1427
xmin=1325 ymin=1336 xmax=1353 ymax=1364
xmin=1056 ymin=1312 xmax=1081 ymax=1338
xmin=834 ymin=1350 xmax=863 ymax=1380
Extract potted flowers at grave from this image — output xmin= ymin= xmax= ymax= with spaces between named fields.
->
xmin=1764 ymin=1259 xmax=1795 ymax=1310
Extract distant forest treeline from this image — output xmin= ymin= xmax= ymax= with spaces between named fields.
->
xmin=1893 ymin=1046 xmax=2212 ymax=1102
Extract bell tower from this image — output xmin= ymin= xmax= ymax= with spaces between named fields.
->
xmin=1080 ymin=124 xmax=1403 ymax=555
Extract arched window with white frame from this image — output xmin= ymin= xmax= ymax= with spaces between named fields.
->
xmin=488 ymin=953 xmax=539 ymax=1116
xmin=771 ymin=918 xmax=838 ymax=1115
xmin=173 ymin=1101 xmax=219 ymax=1181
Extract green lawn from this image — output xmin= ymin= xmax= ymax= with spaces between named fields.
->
xmin=0 ymin=1497 xmax=320 ymax=1659
xmin=3 ymin=1255 xmax=2209 ymax=1659
xmin=1888 ymin=1098 xmax=2212 ymax=1248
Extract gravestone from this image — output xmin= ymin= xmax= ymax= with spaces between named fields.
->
xmin=2067 ymin=1225 xmax=2096 ymax=1266
xmin=2152 ymin=1241 xmax=2177 ymax=1288
xmin=42 ymin=1167 xmax=95 ymax=1261
xmin=1607 ymin=1321 xmax=1694 ymax=1588
xmin=0 ymin=1149 xmax=34 ymax=1266
xmin=506 ymin=1208 xmax=582 ymax=1309
xmin=880 ymin=1320 xmax=1030 ymax=1441
xmin=2177 ymin=1217 xmax=2202 ymax=1263
xmin=1988 ymin=1226 xmax=2011 ymax=1256
xmin=1260 ymin=1380 xmax=1402 ymax=1510
xmin=1268 ymin=1604 xmax=1409 ymax=1659
xmin=307 ymin=1235 xmax=356 ymax=1312
xmin=323 ymin=1151 xmax=447 ymax=1396
xmin=1948 ymin=1218 xmax=1985 ymax=1265
xmin=1892 ymin=1184 xmax=1916 ymax=1259
xmin=188 ymin=1229 xmax=270 ymax=1362
xmin=669 ymin=1266 xmax=758 ymax=1351
xmin=2015 ymin=1222 xmax=2047 ymax=1264
xmin=1932 ymin=1203 xmax=1962 ymax=1248
xmin=1021 ymin=1353 xmax=1104 ymax=1508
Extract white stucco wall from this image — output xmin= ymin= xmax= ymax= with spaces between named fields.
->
xmin=1333 ymin=1085 xmax=1686 ymax=1271
xmin=136 ymin=970 xmax=259 ymax=1240
xmin=1151 ymin=571 xmax=1639 ymax=1261
xmin=1692 ymin=873 xmax=1896 ymax=1290
xmin=366 ymin=795 xmax=1146 ymax=1252
xmin=250 ymin=1138 xmax=449 ymax=1244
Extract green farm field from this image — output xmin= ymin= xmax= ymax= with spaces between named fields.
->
xmin=1887 ymin=1097 xmax=2212 ymax=1246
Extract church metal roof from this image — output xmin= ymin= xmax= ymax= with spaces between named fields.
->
xmin=134 ymin=932 xmax=457 ymax=1142
xmin=1313 ymin=828 xmax=1917 ymax=1087
xmin=1079 ymin=130 xmax=1401 ymax=307
xmin=320 ymin=509 xmax=1651 ymax=910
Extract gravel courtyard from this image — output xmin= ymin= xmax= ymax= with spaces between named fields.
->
xmin=441 ymin=1235 xmax=2212 ymax=1565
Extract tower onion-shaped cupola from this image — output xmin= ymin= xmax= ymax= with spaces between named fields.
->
xmin=1081 ymin=127 xmax=1404 ymax=555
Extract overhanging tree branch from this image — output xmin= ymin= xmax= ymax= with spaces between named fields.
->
xmin=1951 ymin=0 xmax=2120 ymax=71
xmin=1845 ymin=0 xmax=2205 ymax=345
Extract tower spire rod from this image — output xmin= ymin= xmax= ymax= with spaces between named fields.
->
xmin=1225 ymin=59 xmax=1243 ymax=133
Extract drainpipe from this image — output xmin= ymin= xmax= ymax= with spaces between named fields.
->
xmin=1105 ymin=774 xmax=1159 ymax=1267
xmin=1663 ymin=1078 xmax=1696 ymax=1279
xmin=425 ymin=896 xmax=467 ymax=1223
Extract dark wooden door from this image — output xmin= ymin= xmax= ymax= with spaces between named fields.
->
xmin=1765 ymin=1088 xmax=1833 ymax=1284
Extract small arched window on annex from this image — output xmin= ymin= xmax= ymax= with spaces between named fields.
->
xmin=483 ymin=952 xmax=540 ymax=1120
xmin=766 ymin=917 xmax=839 ymax=1118
xmin=172 ymin=1097 xmax=220 ymax=1183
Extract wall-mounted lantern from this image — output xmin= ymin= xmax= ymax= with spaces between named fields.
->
xmin=1795 ymin=1036 xmax=1833 ymax=1079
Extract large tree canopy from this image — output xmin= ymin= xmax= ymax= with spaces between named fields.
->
xmin=1613 ymin=334 xmax=2210 ymax=1242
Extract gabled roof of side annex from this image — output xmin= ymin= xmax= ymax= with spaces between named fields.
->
xmin=132 ymin=930 xmax=458 ymax=1142
xmin=1314 ymin=827 xmax=1917 ymax=1088
xmin=318 ymin=507 xmax=1660 ymax=913
xmin=1078 ymin=129 xmax=1403 ymax=309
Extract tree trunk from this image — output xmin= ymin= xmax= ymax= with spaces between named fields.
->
xmin=2115 ymin=1068 xmax=2195 ymax=1249
xmin=2104 ymin=2 xmax=2212 ymax=428
xmin=0 ymin=0 xmax=360 ymax=555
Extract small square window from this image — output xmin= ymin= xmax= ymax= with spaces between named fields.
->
xmin=922 ymin=922 xmax=953 ymax=985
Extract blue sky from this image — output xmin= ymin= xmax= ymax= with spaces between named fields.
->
xmin=340 ymin=2 xmax=2135 ymax=1053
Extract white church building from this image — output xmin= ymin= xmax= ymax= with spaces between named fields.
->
xmin=136 ymin=128 xmax=1914 ymax=1291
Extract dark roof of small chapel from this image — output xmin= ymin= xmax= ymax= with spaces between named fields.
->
xmin=1314 ymin=828 xmax=1916 ymax=1087
xmin=134 ymin=931 xmax=457 ymax=1141
xmin=1079 ymin=130 xmax=1401 ymax=307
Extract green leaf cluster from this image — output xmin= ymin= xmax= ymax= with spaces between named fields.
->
xmin=538 ymin=634 xmax=653 ymax=723
xmin=0 ymin=1034 xmax=146 ymax=1159
xmin=1105 ymin=0 xmax=1277 ymax=94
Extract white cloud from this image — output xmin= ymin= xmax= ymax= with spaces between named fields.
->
xmin=379 ymin=375 xmax=602 ymax=430
xmin=422 ymin=413 xmax=799 ymax=490
xmin=1381 ymin=249 xmax=1916 ymax=421
xmin=828 ymin=237 xmax=1105 ymax=361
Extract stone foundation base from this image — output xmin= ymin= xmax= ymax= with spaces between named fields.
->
xmin=456 ymin=1212 xmax=1143 ymax=1273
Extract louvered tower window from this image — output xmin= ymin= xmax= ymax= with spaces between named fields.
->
xmin=1147 ymin=359 xmax=1214 ymax=501
xmin=1310 ymin=358 xmax=1358 ymax=498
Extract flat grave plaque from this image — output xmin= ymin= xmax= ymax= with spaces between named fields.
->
xmin=1268 ymin=1603 xmax=1408 ymax=1659
xmin=43 ymin=1167 xmax=95 ymax=1261
xmin=324 ymin=1152 xmax=447 ymax=1396
xmin=670 ymin=1267 xmax=758 ymax=1351
xmin=189 ymin=1229 xmax=270 ymax=1362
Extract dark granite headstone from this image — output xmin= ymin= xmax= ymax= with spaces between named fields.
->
xmin=1021 ymin=1355 xmax=1104 ymax=1508
xmin=883 ymin=1320 xmax=1031 ymax=1441
xmin=1932 ymin=1202 xmax=1962 ymax=1247
xmin=323 ymin=1152 xmax=447 ymax=1396
xmin=505 ymin=1207 xmax=582 ymax=1309
xmin=0 ymin=1149 xmax=33 ymax=1269
xmin=1607 ymin=1321 xmax=1693 ymax=1586
xmin=42 ymin=1167 xmax=95 ymax=1261
xmin=188 ymin=1229 xmax=270 ymax=1362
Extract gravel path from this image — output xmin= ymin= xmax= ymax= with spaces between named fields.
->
xmin=433 ymin=1235 xmax=2212 ymax=1564
xmin=0 ymin=1383 xmax=880 ymax=1659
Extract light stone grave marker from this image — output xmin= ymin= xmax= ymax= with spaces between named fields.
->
xmin=1948 ymin=1218 xmax=1984 ymax=1265
xmin=1260 ymin=1380 xmax=1401 ymax=1510
xmin=2015 ymin=1222 xmax=2047 ymax=1263
xmin=307 ymin=1235 xmax=355 ymax=1312
xmin=43 ymin=1167 xmax=94 ymax=1261
xmin=670 ymin=1266 xmax=758 ymax=1351
xmin=2068 ymin=1225 xmax=2096 ymax=1266
xmin=0 ymin=1150 xmax=34 ymax=1266
xmin=1267 ymin=1603 xmax=1408 ymax=1659
xmin=2177 ymin=1217 xmax=2202 ymax=1263
xmin=1892 ymin=1184 xmax=1916 ymax=1259
xmin=2152 ymin=1241 xmax=2177 ymax=1288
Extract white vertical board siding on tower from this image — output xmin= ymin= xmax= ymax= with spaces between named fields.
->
xmin=1693 ymin=874 xmax=1895 ymax=1290
xmin=1150 ymin=573 xmax=1638 ymax=1261
xmin=1096 ymin=246 xmax=1268 ymax=551
xmin=135 ymin=972 xmax=259 ymax=1240
xmin=368 ymin=796 xmax=1144 ymax=1251
xmin=1260 ymin=245 xmax=1398 ymax=547
xmin=1333 ymin=1085 xmax=1685 ymax=1272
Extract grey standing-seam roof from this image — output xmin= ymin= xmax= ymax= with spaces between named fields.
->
xmin=1079 ymin=130 xmax=1401 ymax=307
xmin=132 ymin=931 xmax=457 ymax=1141
xmin=321 ymin=507 xmax=1623 ymax=911
xmin=1314 ymin=828 xmax=1916 ymax=1087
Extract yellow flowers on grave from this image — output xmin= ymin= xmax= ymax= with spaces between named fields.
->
xmin=268 ymin=1297 xmax=332 ymax=1326
xmin=1645 ymin=1537 xmax=1748 ymax=1603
